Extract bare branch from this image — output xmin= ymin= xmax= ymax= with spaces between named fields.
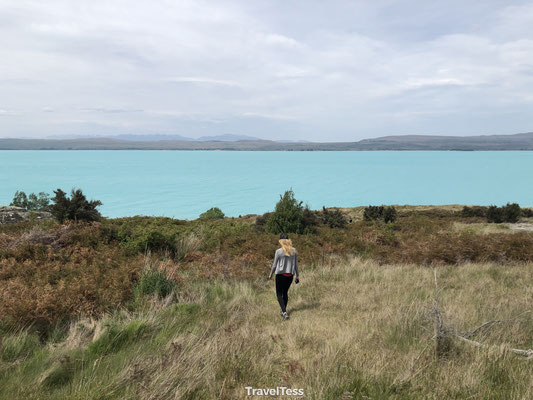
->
xmin=463 ymin=320 xmax=502 ymax=338
xmin=455 ymin=334 xmax=533 ymax=358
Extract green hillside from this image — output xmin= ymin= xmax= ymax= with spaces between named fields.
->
xmin=2 ymin=205 xmax=533 ymax=398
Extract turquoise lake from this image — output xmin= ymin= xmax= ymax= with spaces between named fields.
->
xmin=1 ymin=151 xmax=532 ymax=219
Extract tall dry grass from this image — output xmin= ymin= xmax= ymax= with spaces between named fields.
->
xmin=2 ymin=257 xmax=533 ymax=399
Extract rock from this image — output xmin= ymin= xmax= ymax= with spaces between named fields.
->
xmin=0 ymin=206 xmax=53 ymax=224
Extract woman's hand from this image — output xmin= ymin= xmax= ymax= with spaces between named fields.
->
xmin=268 ymin=274 xmax=272 ymax=280
xmin=295 ymin=277 xmax=299 ymax=284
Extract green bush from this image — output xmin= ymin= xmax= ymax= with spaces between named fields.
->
xmin=50 ymin=188 xmax=102 ymax=223
xmin=322 ymin=207 xmax=347 ymax=228
xmin=522 ymin=208 xmax=533 ymax=218
xmin=383 ymin=206 xmax=397 ymax=223
xmin=363 ymin=205 xmax=397 ymax=223
xmin=503 ymin=203 xmax=521 ymax=223
xmin=487 ymin=203 xmax=521 ymax=223
xmin=115 ymin=217 xmax=194 ymax=258
xmin=134 ymin=268 xmax=176 ymax=299
xmin=461 ymin=206 xmax=488 ymax=218
xmin=265 ymin=189 xmax=317 ymax=234
xmin=302 ymin=207 xmax=319 ymax=233
xmin=143 ymin=230 xmax=176 ymax=253
xmin=254 ymin=212 xmax=272 ymax=231
xmin=10 ymin=191 xmax=50 ymax=211
xmin=199 ymin=207 xmax=225 ymax=220
xmin=487 ymin=206 xmax=504 ymax=223
xmin=363 ymin=206 xmax=384 ymax=221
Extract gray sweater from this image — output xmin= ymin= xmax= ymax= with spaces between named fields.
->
xmin=270 ymin=247 xmax=299 ymax=277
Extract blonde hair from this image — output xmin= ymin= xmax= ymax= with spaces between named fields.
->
xmin=279 ymin=239 xmax=294 ymax=256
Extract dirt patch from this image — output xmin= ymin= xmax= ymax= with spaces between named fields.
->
xmin=508 ymin=223 xmax=533 ymax=232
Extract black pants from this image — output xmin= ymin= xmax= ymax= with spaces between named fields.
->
xmin=275 ymin=274 xmax=293 ymax=313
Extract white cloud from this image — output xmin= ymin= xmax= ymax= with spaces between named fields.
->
xmin=241 ymin=111 xmax=297 ymax=120
xmin=0 ymin=0 xmax=533 ymax=140
xmin=261 ymin=33 xmax=302 ymax=48
xmin=0 ymin=109 xmax=17 ymax=116
xmin=165 ymin=77 xmax=241 ymax=87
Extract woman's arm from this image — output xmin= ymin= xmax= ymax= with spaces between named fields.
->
xmin=269 ymin=251 xmax=278 ymax=278
xmin=294 ymin=250 xmax=299 ymax=278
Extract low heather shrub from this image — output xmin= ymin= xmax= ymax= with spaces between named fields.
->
xmin=322 ymin=207 xmax=347 ymax=228
xmin=364 ymin=205 xmax=397 ymax=223
xmin=461 ymin=206 xmax=488 ymax=218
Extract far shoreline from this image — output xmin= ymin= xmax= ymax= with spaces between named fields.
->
xmin=3 ymin=131 xmax=533 ymax=151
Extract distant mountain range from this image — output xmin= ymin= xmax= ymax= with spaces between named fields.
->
xmin=2 ymin=132 xmax=533 ymax=150
xmin=44 ymin=134 xmax=310 ymax=143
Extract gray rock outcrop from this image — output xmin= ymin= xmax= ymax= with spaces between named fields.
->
xmin=0 ymin=206 xmax=52 ymax=224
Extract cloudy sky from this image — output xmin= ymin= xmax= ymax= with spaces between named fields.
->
xmin=1 ymin=0 xmax=533 ymax=141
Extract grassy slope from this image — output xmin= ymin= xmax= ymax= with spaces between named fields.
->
xmin=2 ymin=257 xmax=533 ymax=399
xmin=4 ymin=206 xmax=533 ymax=331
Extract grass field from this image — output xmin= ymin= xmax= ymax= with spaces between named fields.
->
xmin=2 ymin=256 xmax=533 ymax=399
xmin=2 ymin=205 xmax=533 ymax=399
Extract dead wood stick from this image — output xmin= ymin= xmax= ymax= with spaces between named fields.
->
xmin=455 ymin=334 xmax=533 ymax=358
xmin=464 ymin=311 xmax=533 ymax=338
xmin=464 ymin=320 xmax=502 ymax=338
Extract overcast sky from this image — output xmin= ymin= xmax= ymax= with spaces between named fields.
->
xmin=1 ymin=0 xmax=533 ymax=141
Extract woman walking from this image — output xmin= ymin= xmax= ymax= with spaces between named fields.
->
xmin=269 ymin=233 xmax=299 ymax=320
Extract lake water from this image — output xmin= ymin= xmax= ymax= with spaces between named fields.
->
xmin=1 ymin=150 xmax=532 ymax=219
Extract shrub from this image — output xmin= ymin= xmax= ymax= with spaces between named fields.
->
xmin=133 ymin=268 xmax=176 ymax=299
xmin=383 ymin=206 xmax=397 ymax=223
xmin=115 ymin=217 xmax=192 ymax=257
xmin=322 ymin=207 xmax=347 ymax=228
xmin=503 ymin=203 xmax=521 ymax=223
xmin=10 ymin=191 xmax=28 ymax=209
xmin=199 ymin=207 xmax=225 ymax=220
xmin=50 ymin=189 xmax=69 ymax=223
xmin=143 ymin=230 xmax=176 ymax=253
xmin=487 ymin=203 xmax=521 ymax=223
xmin=50 ymin=188 xmax=102 ymax=223
xmin=363 ymin=205 xmax=397 ymax=223
xmin=254 ymin=212 xmax=272 ymax=230
xmin=10 ymin=191 xmax=50 ymax=211
xmin=363 ymin=206 xmax=384 ymax=221
xmin=522 ymin=208 xmax=533 ymax=218
xmin=265 ymin=189 xmax=317 ymax=234
xmin=302 ymin=207 xmax=319 ymax=233
xmin=461 ymin=206 xmax=488 ymax=218
xmin=487 ymin=205 xmax=504 ymax=223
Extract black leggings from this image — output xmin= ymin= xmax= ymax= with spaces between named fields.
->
xmin=275 ymin=274 xmax=293 ymax=313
